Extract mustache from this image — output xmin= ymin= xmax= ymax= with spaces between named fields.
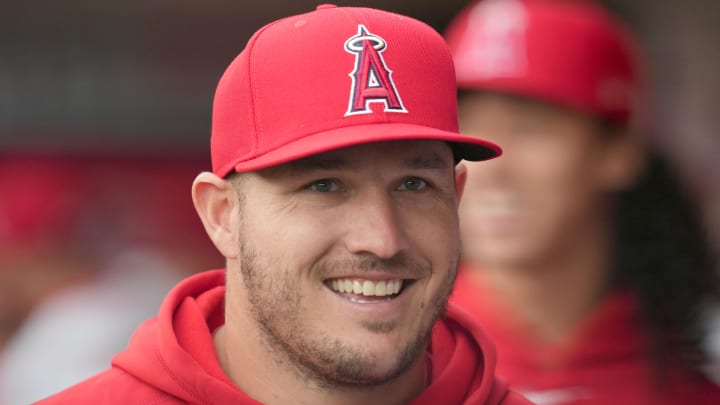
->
xmin=313 ymin=254 xmax=432 ymax=279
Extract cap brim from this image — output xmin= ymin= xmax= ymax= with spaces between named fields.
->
xmin=232 ymin=123 xmax=501 ymax=173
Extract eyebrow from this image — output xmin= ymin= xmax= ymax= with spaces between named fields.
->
xmin=403 ymin=153 xmax=449 ymax=170
xmin=278 ymin=151 xmax=450 ymax=177
xmin=285 ymin=157 xmax=351 ymax=174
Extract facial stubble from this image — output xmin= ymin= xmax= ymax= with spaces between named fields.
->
xmin=236 ymin=227 xmax=459 ymax=391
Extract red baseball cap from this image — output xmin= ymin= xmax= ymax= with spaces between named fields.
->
xmin=211 ymin=4 xmax=501 ymax=176
xmin=446 ymin=0 xmax=643 ymax=125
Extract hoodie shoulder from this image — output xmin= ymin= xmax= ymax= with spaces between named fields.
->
xmin=35 ymin=367 xmax=181 ymax=405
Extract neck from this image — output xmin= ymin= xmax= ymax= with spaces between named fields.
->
xmin=475 ymin=219 xmax=614 ymax=343
xmin=214 ymin=270 xmax=427 ymax=405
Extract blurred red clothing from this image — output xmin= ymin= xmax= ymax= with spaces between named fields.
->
xmin=0 ymin=155 xmax=86 ymax=253
xmin=451 ymin=265 xmax=720 ymax=405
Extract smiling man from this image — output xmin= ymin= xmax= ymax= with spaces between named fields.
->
xmin=37 ymin=4 xmax=532 ymax=405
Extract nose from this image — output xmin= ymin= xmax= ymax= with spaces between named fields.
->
xmin=343 ymin=189 xmax=408 ymax=259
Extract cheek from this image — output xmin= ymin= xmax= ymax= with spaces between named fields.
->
xmin=512 ymin=139 xmax=597 ymax=195
xmin=243 ymin=204 xmax=341 ymax=271
xmin=402 ymin=203 xmax=460 ymax=260
xmin=404 ymin=211 xmax=459 ymax=305
xmin=521 ymin=152 xmax=605 ymax=237
xmin=461 ymin=161 xmax=491 ymax=186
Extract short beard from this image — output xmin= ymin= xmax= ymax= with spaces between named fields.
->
xmin=237 ymin=233 xmax=459 ymax=391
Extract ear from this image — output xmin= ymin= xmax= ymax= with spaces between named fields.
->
xmin=454 ymin=162 xmax=468 ymax=203
xmin=595 ymin=130 xmax=647 ymax=192
xmin=191 ymin=172 xmax=241 ymax=259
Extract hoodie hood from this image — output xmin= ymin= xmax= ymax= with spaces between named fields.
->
xmin=112 ymin=269 xmax=523 ymax=405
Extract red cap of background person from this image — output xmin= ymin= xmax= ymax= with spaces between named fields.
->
xmin=211 ymin=4 xmax=501 ymax=176
xmin=446 ymin=0 xmax=643 ymax=125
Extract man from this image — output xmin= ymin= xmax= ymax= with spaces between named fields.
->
xmin=38 ymin=5 xmax=531 ymax=405
xmin=445 ymin=0 xmax=720 ymax=404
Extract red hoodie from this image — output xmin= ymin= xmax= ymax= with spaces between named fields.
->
xmin=451 ymin=265 xmax=720 ymax=405
xmin=38 ymin=269 xmax=532 ymax=405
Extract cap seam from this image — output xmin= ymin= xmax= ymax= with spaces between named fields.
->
xmin=245 ymin=19 xmax=288 ymax=162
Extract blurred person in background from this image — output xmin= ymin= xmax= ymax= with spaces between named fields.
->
xmin=0 ymin=154 xmax=220 ymax=405
xmin=445 ymin=0 xmax=720 ymax=404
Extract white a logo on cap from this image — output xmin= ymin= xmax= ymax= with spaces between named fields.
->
xmin=344 ymin=25 xmax=407 ymax=116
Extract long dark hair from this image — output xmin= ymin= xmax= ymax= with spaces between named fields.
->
xmin=613 ymin=149 xmax=720 ymax=380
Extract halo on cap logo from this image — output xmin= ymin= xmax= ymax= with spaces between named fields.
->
xmin=344 ymin=25 xmax=407 ymax=116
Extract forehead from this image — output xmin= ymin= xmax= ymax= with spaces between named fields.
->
xmin=459 ymin=91 xmax=599 ymax=126
xmin=460 ymin=91 xmax=557 ymax=115
xmin=257 ymin=140 xmax=454 ymax=177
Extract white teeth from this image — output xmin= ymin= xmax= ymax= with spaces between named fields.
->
xmin=387 ymin=280 xmax=399 ymax=294
xmin=362 ymin=281 xmax=373 ymax=296
xmin=328 ymin=278 xmax=404 ymax=297
xmin=375 ymin=281 xmax=387 ymax=296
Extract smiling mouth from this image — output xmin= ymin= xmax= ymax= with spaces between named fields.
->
xmin=325 ymin=278 xmax=407 ymax=302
